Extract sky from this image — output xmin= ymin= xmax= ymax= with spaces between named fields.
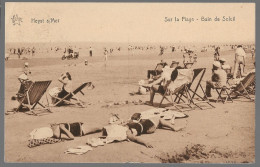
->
xmin=5 ymin=3 xmax=255 ymax=43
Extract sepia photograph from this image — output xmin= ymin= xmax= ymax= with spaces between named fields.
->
xmin=4 ymin=2 xmax=255 ymax=163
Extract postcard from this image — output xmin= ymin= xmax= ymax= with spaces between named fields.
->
xmin=4 ymin=2 xmax=255 ymax=163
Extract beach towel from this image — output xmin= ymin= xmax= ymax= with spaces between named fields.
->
xmin=28 ymin=137 xmax=62 ymax=148
xmin=161 ymin=110 xmax=189 ymax=119
xmin=131 ymin=109 xmax=188 ymax=125
xmin=64 ymin=145 xmax=93 ymax=155
xmin=86 ymin=138 xmax=106 ymax=147
xmin=138 ymin=108 xmax=167 ymax=120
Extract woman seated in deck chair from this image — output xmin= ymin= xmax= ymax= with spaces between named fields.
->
xmin=49 ymin=72 xmax=73 ymax=105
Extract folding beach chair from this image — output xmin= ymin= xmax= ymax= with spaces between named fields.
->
xmin=175 ymin=68 xmax=215 ymax=109
xmin=230 ymin=72 xmax=255 ymax=101
xmin=52 ymin=82 xmax=94 ymax=107
xmin=159 ymin=69 xmax=195 ymax=112
xmin=214 ymin=86 xmax=233 ymax=104
xmin=15 ymin=80 xmax=52 ymax=115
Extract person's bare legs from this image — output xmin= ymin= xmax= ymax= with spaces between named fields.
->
xmin=233 ymin=61 xmax=239 ymax=79
xmin=159 ymin=118 xmax=184 ymax=131
xmin=148 ymin=85 xmax=160 ymax=106
xmin=240 ymin=64 xmax=246 ymax=77
xmin=82 ymin=126 xmax=102 ymax=135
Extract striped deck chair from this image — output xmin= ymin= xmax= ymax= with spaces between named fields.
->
xmin=175 ymin=68 xmax=215 ymax=109
xmin=159 ymin=69 xmax=195 ymax=112
xmin=52 ymin=82 xmax=94 ymax=107
xmin=230 ymin=72 xmax=255 ymax=101
xmin=16 ymin=80 xmax=52 ymax=115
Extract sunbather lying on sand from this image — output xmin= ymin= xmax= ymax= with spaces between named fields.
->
xmin=84 ymin=114 xmax=185 ymax=148
xmin=124 ymin=116 xmax=184 ymax=147
xmin=29 ymin=111 xmax=185 ymax=148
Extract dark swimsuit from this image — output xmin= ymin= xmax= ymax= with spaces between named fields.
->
xmin=127 ymin=119 xmax=157 ymax=135
xmin=58 ymin=86 xmax=69 ymax=98
xmin=61 ymin=122 xmax=84 ymax=137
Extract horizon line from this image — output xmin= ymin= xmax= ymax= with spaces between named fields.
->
xmin=5 ymin=40 xmax=255 ymax=44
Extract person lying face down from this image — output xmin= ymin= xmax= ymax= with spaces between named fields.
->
xmin=48 ymin=112 xmax=185 ymax=148
xmin=90 ymin=113 xmax=184 ymax=148
xmin=124 ymin=116 xmax=184 ymax=148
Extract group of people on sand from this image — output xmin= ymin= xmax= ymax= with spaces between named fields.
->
xmin=6 ymin=47 xmax=36 ymax=60
xmin=28 ymin=108 xmax=184 ymax=148
xmin=9 ymin=62 xmax=186 ymax=148
xmin=141 ymin=44 xmax=255 ymax=105
xmin=8 ymin=43 xmax=255 ymax=150
xmin=8 ymin=62 xmax=73 ymax=111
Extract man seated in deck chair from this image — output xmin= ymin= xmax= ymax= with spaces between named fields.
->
xmin=12 ymin=73 xmax=33 ymax=102
xmin=49 ymin=72 xmax=73 ymax=105
xmin=205 ymin=61 xmax=227 ymax=98
xmin=147 ymin=60 xmax=168 ymax=80
xmin=142 ymin=66 xmax=183 ymax=106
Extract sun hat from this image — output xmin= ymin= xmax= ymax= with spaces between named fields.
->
xmin=213 ymin=61 xmax=221 ymax=68
xmin=18 ymin=73 xmax=28 ymax=80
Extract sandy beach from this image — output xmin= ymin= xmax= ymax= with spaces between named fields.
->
xmin=4 ymin=46 xmax=255 ymax=163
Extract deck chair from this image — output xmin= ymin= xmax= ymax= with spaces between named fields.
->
xmin=52 ymin=82 xmax=94 ymax=107
xmin=175 ymin=68 xmax=215 ymax=109
xmin=214 ymin=86 xmax=233 ymax=103
xmin=159 ymin=69 xmax=195 ymax=112
xmin=16 ymin=80 xmax=52 ymax=115
xmin=230 ymin=72 xmax=255 ymax=101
